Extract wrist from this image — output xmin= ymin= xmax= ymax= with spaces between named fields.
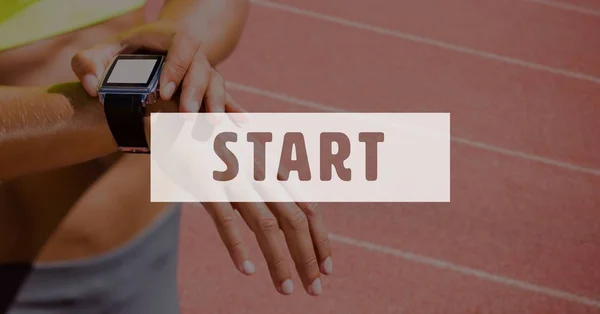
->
xmin=143 ymin=98 xmax=179 ymax=150
xmin=46 ymin=82 xmax=112 ymax=139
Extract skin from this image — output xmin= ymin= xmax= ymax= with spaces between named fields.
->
xmin=0 ymin=0 xmax=332 ymax=304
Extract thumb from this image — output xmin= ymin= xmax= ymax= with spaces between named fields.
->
xmin=71 ymin=43 xmax=121 ymax=96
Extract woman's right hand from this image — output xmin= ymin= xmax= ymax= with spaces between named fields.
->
xmin=153 ymin=116 xmax=333 ymax=297
xmin=204 ymin=131 xmax=333 ymax=297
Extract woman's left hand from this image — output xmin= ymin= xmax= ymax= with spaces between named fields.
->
xmin=71 ymin=20 xmax=244 ymax=114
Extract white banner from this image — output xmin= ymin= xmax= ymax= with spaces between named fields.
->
xmin=150 ymin=113 xmax=450 ymax=202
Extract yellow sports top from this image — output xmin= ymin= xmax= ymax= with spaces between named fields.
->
xmin=0 ymin=0 xmax=147 ymax=52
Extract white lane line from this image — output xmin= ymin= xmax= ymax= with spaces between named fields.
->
xmin=249 ymin=0 xmax=600 ymax=85
xmin=226 ymin=81 xmax=600 ymax=176
xmin=329 ymin=233 xmax=600 ymax=309
xmin=525 ymin=0 xmax=600 ymax=17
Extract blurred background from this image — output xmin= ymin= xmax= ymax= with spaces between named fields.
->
xmin=143 ymin=0 xmax=600 ymax=313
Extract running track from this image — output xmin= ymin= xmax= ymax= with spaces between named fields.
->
xmin=176 ymin=1 xmax=600 ymax=313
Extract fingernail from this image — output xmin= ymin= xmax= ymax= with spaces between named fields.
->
xmin=236 ymin=112 xmax=249 ymax=123
xmin=231 ymin=112 xmax=250 ymax=128
xmin=309 ymin=202 xmax=320 ymax=210
xmin=321 ymin=257 xmax=333 ymax=275
xmin=308 ymin=278 xmax=322 ymax=296
xmin=184 ymin=100 xmax=200 ymax=113
xmin=280 ymin=279 xmax=294 ymax=295
xmin=82 ymin=74 xmax=99 ymax=95
xmin=241 ymin=260 xmax=255 ymax=275
xmin=161 ymin=81 xmax=176 ymax=99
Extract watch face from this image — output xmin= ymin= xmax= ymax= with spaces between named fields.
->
xmin=101 ymin=55 xmax=164 ymax=89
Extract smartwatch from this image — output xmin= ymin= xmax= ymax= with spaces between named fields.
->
xmin=97 ymin=54 xmax=165 ymax=154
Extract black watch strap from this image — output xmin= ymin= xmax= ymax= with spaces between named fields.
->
xmin=103 ymin=94 xmax=149 ymax=153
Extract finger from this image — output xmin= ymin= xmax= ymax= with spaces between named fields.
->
xmin=268 ymin=202 xmax=322 ymax=296
xmin=204 ymin=69 xmax=226 ymax=115
xmin=225 ymin=92 xmax=249 ymax=126
xmin=272 ymin=149 xmax=331 ymax=275
xmin=235 ymin=201 xmax=294 ymax=295
xmin=71 ymin=44 xmax=120 ymax=96
xmin=159 ymin=28 xmax=202 ymax=101
xmin=204 ymin=202 xmax=255 ymax=276
xmin=225 ymin=92 xmax=247 ymax=113
xmin=248 ymin=159 xmax=322 ymax=295
xmin=297 ymin=202 xmax=332 ymax=275
xmin=253 ymin=176 xmax=322 ymax=296
xmin=178 ymin=51 xmax=211 ymax=113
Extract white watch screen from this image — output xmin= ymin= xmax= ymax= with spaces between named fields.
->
xmin=106 ymin=59 xmax=158 ymax=84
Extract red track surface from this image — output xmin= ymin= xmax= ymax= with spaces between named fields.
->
xmin=176 ymin=1 xmax=600 ymax=313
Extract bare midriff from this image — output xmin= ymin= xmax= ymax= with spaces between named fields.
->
xmin=0 ymin=2 xmax=172 ymax=264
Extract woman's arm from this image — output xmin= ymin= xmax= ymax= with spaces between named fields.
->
xmin=0 ymin=83 xmax=178 ymax=181
xmin=0 ymin=82 xmax=116 ymax=180
xmin=158 ymin=0 xmax=250 ymax=65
